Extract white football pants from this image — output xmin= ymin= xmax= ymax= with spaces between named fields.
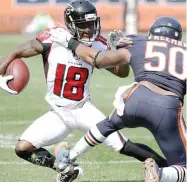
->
xmin=20 ymin=101 xmax=127 ymax=152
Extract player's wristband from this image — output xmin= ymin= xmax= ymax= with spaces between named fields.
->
xmin=68 ymin=38 xmax=81 ymax=53
xmin=93 ymin=51 xmax=102 ymax=69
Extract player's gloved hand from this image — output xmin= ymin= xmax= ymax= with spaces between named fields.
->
xmin=108 ymin=30 xmax=125 ymax=47
xmin=0 ymin=75 xmax=18 ymax=95
xmin=50 ymin=28 xmax=73 ymax=48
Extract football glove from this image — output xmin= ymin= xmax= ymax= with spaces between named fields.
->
xmin=0 ymin=75 xmax=17 ymax=95
xmin=108 ymin=30 xmax=125 ymax=47
xmin=50 ymin=28 xmax=72 ymax=48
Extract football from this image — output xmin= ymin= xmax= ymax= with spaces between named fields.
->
xmin=5 ymin=58 xmax=30 ymax=94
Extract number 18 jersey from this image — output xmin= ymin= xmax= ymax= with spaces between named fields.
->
xmin=36 ymin=27 xmax=109 ymax=109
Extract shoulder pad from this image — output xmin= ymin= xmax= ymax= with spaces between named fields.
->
xmin=95 ymin=35 xmax=111 ymax=50
xmin=95 ymin=35 xmax=107 ymax=45
xmin=36 ymin=28 xmax=51 ymax=42
xmin=36 ymin=26 xmax=66 ymax=43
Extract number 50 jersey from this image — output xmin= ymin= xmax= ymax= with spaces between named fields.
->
xmin=36 ymin=27 xmax=109 ymax=109
xmin=117 ymin=35 xmax=186 ymax=102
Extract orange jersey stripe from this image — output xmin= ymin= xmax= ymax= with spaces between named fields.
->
xmin=95 ymin=35 xmax=111 ymax=50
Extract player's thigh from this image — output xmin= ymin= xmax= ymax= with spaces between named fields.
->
xmin=155 ymin=107 xmax=186 ymax=166
xmin=75 ymin=102 xmax=106 ymax=132
xmin=20 ymin=111 xmax=72 ymax=148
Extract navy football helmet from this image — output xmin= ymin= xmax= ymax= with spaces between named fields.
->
xmin=64 ymin=0 xmax=101 ymax=46
xmin=149 ymin=16 xmax=182 ymax=41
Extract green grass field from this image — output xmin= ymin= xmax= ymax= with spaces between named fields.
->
xmin=0 ymin=34 xmax=186 ymax=182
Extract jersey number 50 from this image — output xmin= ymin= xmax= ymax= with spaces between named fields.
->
xmin=53 ymin=64 xmax=89 ymax=101
xmin=144 ymin=41 xmax=187 ymax=80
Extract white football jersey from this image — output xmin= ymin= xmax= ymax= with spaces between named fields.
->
xmin=36 ymin=27 xmax=110 ymax=109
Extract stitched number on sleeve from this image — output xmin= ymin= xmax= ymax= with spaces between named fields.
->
xmin=54 ymin=64 xmax=89 ymax=101
xmin=145 ymin=41 xmax=187 ymax=80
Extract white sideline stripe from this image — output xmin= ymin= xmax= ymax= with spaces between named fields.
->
xmin=0 ymin=160 xmax=139 ymax=165
xmin=0 ymin=106 xmax=46 ymax=111
xmin=0 ymin=134 xmax=19 ymax=139
xmin=0 ymin=120 xmax=31 ymax=125
xmin=0 ymin=133 xmax=154 ymax=140
xmin=0 ymin=133 xmax=74 ymax=149
xmin=0 ymin=132 xmax=154 ymax=149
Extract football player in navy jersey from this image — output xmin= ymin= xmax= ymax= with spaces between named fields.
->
xmin=52 ymin=16 xmax=186 ymax=182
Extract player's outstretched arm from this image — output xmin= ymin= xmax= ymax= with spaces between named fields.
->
xmin=49 ymin=28 xmax=131 ymax=68
xmin=72 ymin=42 xmax=131 ymax=69
xmin=0 ymin=39 xmax=43 ymax=75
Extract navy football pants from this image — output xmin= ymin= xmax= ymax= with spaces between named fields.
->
xmin=97 ymin=85 xmax=186 ymax=166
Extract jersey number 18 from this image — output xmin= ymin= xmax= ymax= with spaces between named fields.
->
xmin=53 ymin=64 xmax=89 ymax=101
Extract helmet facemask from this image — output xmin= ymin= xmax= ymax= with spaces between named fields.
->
xmin=75 ymin=17 xmax=100 ymax=46
xmin=65 ymin=8 xmax=100 ymax=46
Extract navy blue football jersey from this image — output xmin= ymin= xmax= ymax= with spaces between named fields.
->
xmin=117 ymin=35 xmax=186 ymax=101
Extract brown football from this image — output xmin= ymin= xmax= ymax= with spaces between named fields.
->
xmin=5 ymin=58 xmax=30 ymax=94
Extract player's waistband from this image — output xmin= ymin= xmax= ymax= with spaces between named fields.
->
xmin=45 ymin=95 xmax=89 ymax=111
xmin=134 ymin=85 xmax=181 ymax=109
xmin=136 ymin=77 xmax=184 ymax=103
xmin=56 ymin=101 xmax=85 ymax=109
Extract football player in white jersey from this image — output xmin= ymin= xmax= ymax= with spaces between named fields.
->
xmin=0 ymin=0 xmax=168 ymax=182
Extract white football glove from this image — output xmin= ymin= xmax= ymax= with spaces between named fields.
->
xmin=0 ymin=75 xmax=18 ymax=95
xmin=108 ymin=30 xmax=125 ymax=48
xmin=50 ymin=28 xmax=73 ymax=48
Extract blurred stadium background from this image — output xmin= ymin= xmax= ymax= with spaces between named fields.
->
xmin=0 ymin=0 xmax=186 ymax=182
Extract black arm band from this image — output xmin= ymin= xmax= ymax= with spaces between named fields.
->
xmin=68 ymin=38 xmax=81 ymax=53
xmin=94 ymin=51 xmax=102 ymax=69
